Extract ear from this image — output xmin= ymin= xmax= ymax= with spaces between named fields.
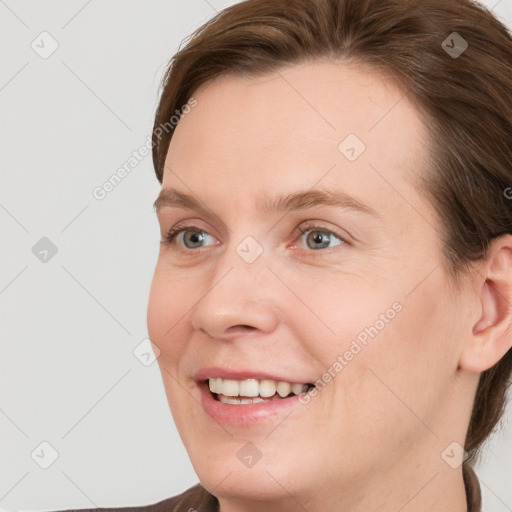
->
xmin=459 ymin=235 xmax=512 ymax=373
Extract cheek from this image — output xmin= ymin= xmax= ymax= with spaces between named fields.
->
xmin=288 ymin=268 xmax=402 ymax=366
xmin=147 ymin=266 xmax=197 ymax=431
xmin=332 ymin=277 xmax=459 ymax=441
xmin=147 ymin=264 xmax=192 ymax=363
xmin=295 ymin=268 xmax=455 ymax=442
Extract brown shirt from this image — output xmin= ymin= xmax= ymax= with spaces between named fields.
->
xmin=60 ymin=463 xmax=481 ymax=512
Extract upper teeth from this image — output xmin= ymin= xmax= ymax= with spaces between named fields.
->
xmin=208 ymin=377 xmax=310 ymax=398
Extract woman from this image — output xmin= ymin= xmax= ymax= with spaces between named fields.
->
xmin=63 ymin=0 xmax=512 ymax=510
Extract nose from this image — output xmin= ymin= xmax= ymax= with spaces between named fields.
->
xmin=188 ymin=249 xmax=280 ymax=341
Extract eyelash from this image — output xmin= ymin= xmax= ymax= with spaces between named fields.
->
xmin=160 ymin=221 xmax=348 ymax=253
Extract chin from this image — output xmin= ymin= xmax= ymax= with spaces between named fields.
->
xmin=197 ymin=463 xmax=303 ymax=502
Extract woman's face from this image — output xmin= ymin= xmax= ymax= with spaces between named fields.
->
xmin=147 ymin=60 xmax=475 ymax=507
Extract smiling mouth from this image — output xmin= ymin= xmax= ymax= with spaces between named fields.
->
xmin=206 ymin=377 xmax=315 ymax=405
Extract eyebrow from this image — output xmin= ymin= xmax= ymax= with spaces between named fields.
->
xmin=153 ymin=187 xmax=379 ymax=217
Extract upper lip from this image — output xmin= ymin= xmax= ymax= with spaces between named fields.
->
xmin=195 ymin=366 xmax=314 ymax=384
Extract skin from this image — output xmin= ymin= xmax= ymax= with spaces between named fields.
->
xmin=147 ymin=59 xmax=512 ymax=512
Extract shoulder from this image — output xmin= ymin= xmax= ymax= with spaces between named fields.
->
xmin=52 ymin=483 xmax=218 ymax=512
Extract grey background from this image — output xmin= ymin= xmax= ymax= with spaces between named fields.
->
xmin=1 ymin=1 xmax=511 ymax=510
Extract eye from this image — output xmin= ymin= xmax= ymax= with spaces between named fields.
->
xmin=293 ymin=222 xmax=346 ymax=251
xmin=160 ymin=224 xmax=218 ymax=250
xmin=160 ymin=221 xmax=348 ymax=252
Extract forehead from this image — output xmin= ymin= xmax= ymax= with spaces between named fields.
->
xmin=163 ymin=59 xmax=432 ymax=224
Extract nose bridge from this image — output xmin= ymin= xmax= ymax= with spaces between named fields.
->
xmin=212 ymin=227 xmax=271 ymax=286
xmin=189 ymin=234 xmax=280 ymax=338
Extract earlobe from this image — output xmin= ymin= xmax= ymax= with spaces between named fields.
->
xmin=459 ymin=237 xmax=512 ymax=373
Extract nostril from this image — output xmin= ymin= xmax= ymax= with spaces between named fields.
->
xmin=227 ymin=325 xmax=256 ymax=333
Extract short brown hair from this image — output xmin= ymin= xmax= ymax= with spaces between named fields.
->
xmin=152 ymin=0 xmax=512 ymax=467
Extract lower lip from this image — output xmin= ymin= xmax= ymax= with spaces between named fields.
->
xmin=198 ymin=382 xmax=305 ymax=426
